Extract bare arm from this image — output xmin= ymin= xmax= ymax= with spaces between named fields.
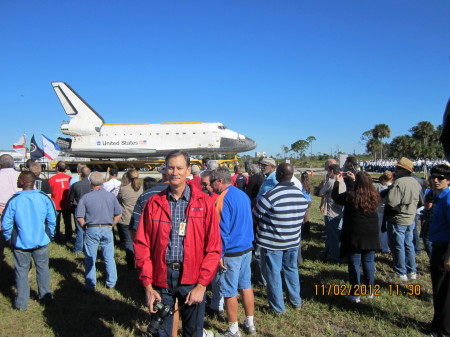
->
xmin=77 ymin=217 xmax=85 ymax=228
xmin=113 ymin=214 xmax=122 ymax=226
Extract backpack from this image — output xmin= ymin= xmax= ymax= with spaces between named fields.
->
xmin=234 ymin=173 xmax=248 ymax=191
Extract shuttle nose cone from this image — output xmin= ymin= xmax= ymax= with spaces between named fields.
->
xmin=243 ymin=136 xmax=257 ymax=152
xmin=219 ymin=136 xmax=257 ymax=153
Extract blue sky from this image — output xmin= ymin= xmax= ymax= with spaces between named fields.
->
xmin=1 ymin=0 xmax=449 ymax=158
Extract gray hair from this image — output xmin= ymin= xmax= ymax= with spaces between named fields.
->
xmin=207 ymin=160 xmax=219 ymax=170
xmin=89 ymin=171 xmax=104 ymax=186
xmin=0 ymin=154 xmax=15 ymax=168
xmin=191 ymin=164 xmax=200 ymax=175
xmin=210 ymin=167 xmax=232 ymax=184
xmin=201 ymin=169 xmax=213 ymax=178
xmin=249 ymin=164 xmax=261 ymax=174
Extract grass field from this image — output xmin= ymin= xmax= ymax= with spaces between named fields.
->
xmin=0 ymin=175 xmax=433 ymax=337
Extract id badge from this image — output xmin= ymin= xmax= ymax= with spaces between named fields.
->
xmin=179 ymin=221 xmax=186 ymax=236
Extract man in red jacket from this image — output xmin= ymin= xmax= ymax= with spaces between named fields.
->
xmin=134 ymin=150 xmax=221 ymax=337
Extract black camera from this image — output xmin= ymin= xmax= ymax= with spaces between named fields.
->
xmin=146 ymin=302 xmax=174 ymax=336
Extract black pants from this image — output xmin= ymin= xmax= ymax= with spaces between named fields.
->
xmin=430 ymin=242 xmax=450 ymax=335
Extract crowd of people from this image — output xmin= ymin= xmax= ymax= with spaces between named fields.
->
xmin=361 ymin=158 xmax=449 ymax=173
xmin=1 ymin=151 xmax=450 ymax=337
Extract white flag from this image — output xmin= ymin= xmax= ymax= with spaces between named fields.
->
xmin=12 ymin=134 xmax=27 ymax=158
xmin=42 ymin=134 xmax=60 ymax=160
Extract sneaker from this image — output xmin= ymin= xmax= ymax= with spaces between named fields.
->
xmin=215 ymin=330 xmax=242 ymax=337
xmin=344 ymin=295 xmax=361 ymax=303
xmin=407 ymin=272 xmax=417 ymax=280
xmin=203 ymin=329 xmax=214 ymax=337
xmin=389 ymin=273 xmax=408 ymax=282
xmin=242 ymin=323 xmax=257 ymax=335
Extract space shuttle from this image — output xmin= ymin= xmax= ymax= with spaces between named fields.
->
xmin=52 ymin=82 xmax=257 ymax=158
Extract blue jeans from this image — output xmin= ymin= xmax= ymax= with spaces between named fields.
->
xmin=377 ymin=210 xmax=389 ymax=253
xmin=388 ymin=223 xmax=416 ymax=276
xmin=155 ymin=267 xmax=206 ymax=337
xmin=73 ymin=213 xmax=84 ymax=254
xmin=322 ymin=216 xmax=342 ymax=262
xmin=253 ymin=246 xmax=266 ymax=286
xmin=13 ymin=245 xmax=51 ymax=310
xmin=84 ymin=226 xmax=117 ymax=289
xmin=348 ymin=250 xmax=375 ymax=296
xmin=262 ymin=247 xmax=301 ymax=313
xmin=116 ymin=223 xmax=134 ymax=269
xmin=412 ymin=214 xmax=422 ymax=254
xmin=210 ymin=270 xmax=224 ymax=312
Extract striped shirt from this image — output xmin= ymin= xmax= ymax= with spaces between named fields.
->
xmin=253 ymin=182 xmax=308 ymax=250
xmin=165 ymin=184 xmax=191 ymax=264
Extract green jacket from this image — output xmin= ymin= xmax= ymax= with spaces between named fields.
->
xmin=386 ymin=175 xmax=421 ymax=226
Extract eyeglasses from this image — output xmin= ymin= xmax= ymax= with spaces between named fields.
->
xmin=431 ymin=175 xmax=447 ymax=181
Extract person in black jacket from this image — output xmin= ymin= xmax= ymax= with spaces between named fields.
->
xmin=70 ymin=166 xmax=91 ymax=254
xmin=332 ymin=171 xmax=380 ymax=303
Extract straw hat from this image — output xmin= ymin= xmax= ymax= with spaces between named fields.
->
xmin=396 ymin=157 xmax=414 ymax=172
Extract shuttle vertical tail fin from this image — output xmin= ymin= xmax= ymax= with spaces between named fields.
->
xmin=51 ymin=82 xmax=104 ymax=123
xmin=52 ymin=82 xmax=104 ymax=136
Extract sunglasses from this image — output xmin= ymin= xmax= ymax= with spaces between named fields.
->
xmin=431 ymin=175 xmax=447 ymax=181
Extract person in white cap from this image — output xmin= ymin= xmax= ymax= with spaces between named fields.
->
xmin=256 ymin=158 xmax=278 ymax=201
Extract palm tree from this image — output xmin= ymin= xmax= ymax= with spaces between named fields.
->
xmin=306 ymin=136 xmax=316 ymax=159
xmin=372 ymin=124 xmax=391 ymax=159
xmin=281 ymin=145 xmax=290 ymax=159
xmin=366 ymin=138 xmax=382 ymax=160
xmin=410 ymin=121 xmax=435 ymax=152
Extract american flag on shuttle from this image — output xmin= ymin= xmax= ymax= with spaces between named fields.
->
xmin=139 ymin=140 xmax=147 ymax=145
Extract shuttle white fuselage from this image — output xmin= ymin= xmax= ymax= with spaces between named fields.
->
xmin=52 ymin=82 xmax=257 ymax=158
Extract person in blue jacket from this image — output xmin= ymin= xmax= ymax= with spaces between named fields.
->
xmin=1 ymin=171 xmax=56 ymax=311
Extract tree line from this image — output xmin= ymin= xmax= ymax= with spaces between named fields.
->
xmin=362 ymin=121 xmax=443 ymax=160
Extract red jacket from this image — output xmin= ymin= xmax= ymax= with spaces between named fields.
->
xmin=134 ymin=181 xmax=221 ymax=288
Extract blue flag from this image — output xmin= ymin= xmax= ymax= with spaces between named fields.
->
xmin=30 ymin=134 xmax=44 ymax=160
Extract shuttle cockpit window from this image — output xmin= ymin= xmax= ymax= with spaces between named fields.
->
xmin=218 ymin=125 xmax=228 ymax=130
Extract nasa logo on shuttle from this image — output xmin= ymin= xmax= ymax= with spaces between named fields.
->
xmin=97 ymin=141 xmax=101 ymax=146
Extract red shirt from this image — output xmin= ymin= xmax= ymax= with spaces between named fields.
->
xmin=49 ymin=172 xmax=72 ymax=210
xmin=232 ymin=173 xmax=249 ymax=187
xmin=134 ymin=181 xmax=222 ymax=288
